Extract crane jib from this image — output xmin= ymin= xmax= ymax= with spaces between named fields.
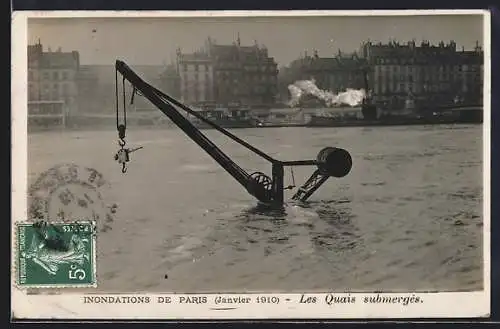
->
xmin=114 ymin=60 xmax=353 ymax=206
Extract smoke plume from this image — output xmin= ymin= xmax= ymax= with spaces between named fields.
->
xmin=287 ymin=79 xmax=366 ymax=107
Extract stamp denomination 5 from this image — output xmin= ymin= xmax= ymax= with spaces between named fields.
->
xmin=16 ymin=221 xmax=97 ymax=288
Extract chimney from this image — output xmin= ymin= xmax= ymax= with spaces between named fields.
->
xmin=475 ymin=40 xmax=481 ymax=52
xmin=72 ymin=51 xmax=80 ymax=69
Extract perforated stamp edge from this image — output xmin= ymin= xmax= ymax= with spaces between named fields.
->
xmin=13 ymin=220 xmax=98 ymax=289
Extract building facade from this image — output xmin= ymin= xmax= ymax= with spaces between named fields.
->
xmin=359 ymin=40 xmax=484 ymax=110
xmin=76 ymin=64 xmax=167 ymax=114
xmin=76 ymin=65 xmax=105 ymax=114
xmin=176 ymin=36 xmax=279 ymax=108
xmin=159 ymin=63 xmax=181 ymax=100
xmin=281 ymin=40 xmax=483 ymax=111
xmin=176 ymin=47 xmax=214 ymax=106
xmin=28 ymin=41 xmax=80 ymax=116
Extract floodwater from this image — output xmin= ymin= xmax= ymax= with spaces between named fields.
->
xmin=27 ymin=124 xmax=484 ymax=292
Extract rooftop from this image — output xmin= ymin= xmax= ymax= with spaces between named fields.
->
xmin=28 ymin=42 xmax=79 ymax=69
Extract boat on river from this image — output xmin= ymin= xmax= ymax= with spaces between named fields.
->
xmin=305 ymin=104 xmax=483 ymax=128
xmin=188 ymin=107 xmax=258 ymax=129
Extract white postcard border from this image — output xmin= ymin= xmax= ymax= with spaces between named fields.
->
xmin=11 ymin=10 xmax=491 ymax=320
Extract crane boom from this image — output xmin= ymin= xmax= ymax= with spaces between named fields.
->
xmin=115 ymin=60 xmax=250 ymax=189
xmin=114 ymin=60 xmax=353 ymax=206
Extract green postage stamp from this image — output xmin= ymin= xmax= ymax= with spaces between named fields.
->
xmin=15 ymin=221 xmax=97 ymax=288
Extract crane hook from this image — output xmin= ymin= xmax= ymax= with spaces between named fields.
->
xmin=114 ymin=143 xmax=143 ymax=174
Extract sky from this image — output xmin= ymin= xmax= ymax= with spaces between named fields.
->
xmin=27 ymin=14 xmax=485 ymax=67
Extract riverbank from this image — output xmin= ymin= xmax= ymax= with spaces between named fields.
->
xmin=27 ymin=123 xmax=175 ymax=134
xmin=303 ymin=117 xmax=483 ymax=128
xmin=28 ymin=119 xmax=483 ymax=134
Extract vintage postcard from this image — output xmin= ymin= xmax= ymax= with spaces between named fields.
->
xmin=11 ymin=10 xmax=490 ymax=320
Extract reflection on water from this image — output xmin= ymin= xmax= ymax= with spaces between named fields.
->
xmin=307 ymin=199 xmax=360 ymax=253
xmin=240 ymin=203 xmax=288 ymax=219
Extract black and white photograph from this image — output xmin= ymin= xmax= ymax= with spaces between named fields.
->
xmin=11 ymin=10 xmax=490 ymax=319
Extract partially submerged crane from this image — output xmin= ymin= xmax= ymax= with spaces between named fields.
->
xmin=113 ymin=60 xmax=352 ymax=207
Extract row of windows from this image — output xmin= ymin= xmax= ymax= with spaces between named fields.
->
xmin=182 ymin=82 xmax=211 ymax=89
xmin=315 ymin=74 xmax=358 ymax=80
xmin=28 ymin=70 xmax=71 ymax=81
xmin=28 ymin=103 xmax=66 ymax=115
xmin=182 ymin=89 xmax=212 ymax=95
xmin=375 ymin=72 xmax=480 ymax=82
xmin=375 ymin=64 xmax=480 ymax=73
xmin=181 ymin=64 xmax=210 ymax=72
xmin=182 ymin=76 xmax=276 ymax=88
xmin=180 ymin=63 xmax=275 ymax=72
xmin=181 ymin=71 xmax=277 ymax=81
xmin=181 ymin=72 xmax=211 ymax=80
xmin=29 ymin=92 xmax=71 ymax=101
xmin=29 ymin=83 xmax=71 ymax=93
xmin=219 ymin=73 xmax=276 ymax=79
xmin=181 ymin=85 xmax=277 ymax=94
xmin=216 ymin=86 xmax=276 ymax=94
xmin=316 ymin=77 xmax=358 ymax=87
xmin=375 ymin=74 xmax=462 ymax=81
xmin=217 ymin=75 xmax=276 ymax=83
xmin=376 ymin=84 xmax=418 ymax=93
xmin=218 ymin=65 xmax=275 ymax=72
xmin=181 ymin=90 xmax=210 ymax=96
xmin=374 ymin=83 xmax=472 ymax=94
xmin=375 ymin=57 xmax=479 ymax=65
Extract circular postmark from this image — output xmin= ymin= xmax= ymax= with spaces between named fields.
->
xmin=28 ymin=163 xmax=117 ymax=232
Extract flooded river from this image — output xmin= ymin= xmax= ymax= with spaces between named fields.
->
xmin=27 ymin=124 xmax=484 ymax=292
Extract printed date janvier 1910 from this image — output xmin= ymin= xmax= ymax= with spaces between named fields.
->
xmin=82 ymin=293 xmax=423 ymax=306
xmin=15 ymin=221 xmax=97 ymax=288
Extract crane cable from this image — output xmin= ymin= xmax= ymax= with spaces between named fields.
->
xmin=114 ymin=68 xmax=129 ymax=173
xmin=285 ymin=167 xmax=296 ymax=190
xmin=115 ymin=68 xmax=127 ymax=144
